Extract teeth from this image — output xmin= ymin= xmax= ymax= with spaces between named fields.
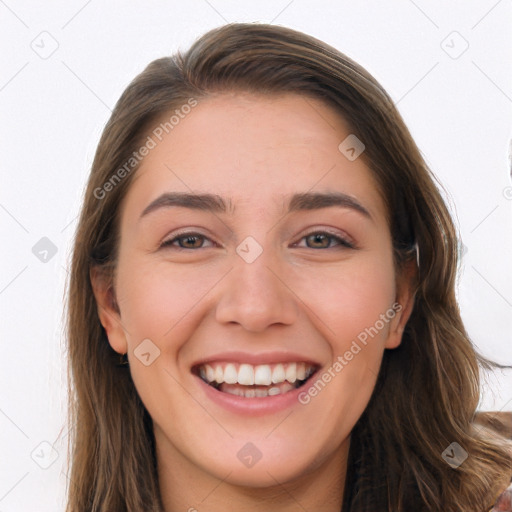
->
xmin=222 ymin=381 xmax=295 ymax=397
xmin=224 ymin=386 xmax=244 ymax=397
xmin=205 ymin=364 xmax=215 ymax=382
xmin=296 ymin=362 xmax=306 ymax=380
xmin=238 ymin=364 xmax=254 ymax=385
xmin=254 ymin=365 xmax=272 ymax=385
xmin=198 ymin=361 xmax=315 ymax=387
xmin=271 ymin=364 xmax=285 ymax=384
xmin=224 ymin=363 xmax=238 ymax=384
xmin=214 ymin=365 xmax=224 ymax=384
xmin=285 ymin=363 xmax=297 ymax=383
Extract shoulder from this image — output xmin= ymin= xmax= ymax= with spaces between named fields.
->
xmin=474 ymin=411 xmax=512 ymax=512
xmin=491 ymin=484 xmax=512 ymax=511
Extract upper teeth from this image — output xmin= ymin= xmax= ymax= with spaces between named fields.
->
xmin=198 ymin=362 xmax=315 ymax=386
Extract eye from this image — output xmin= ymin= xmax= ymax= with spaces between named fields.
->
xmin=295 ymin=231 xmax=355 ymax=250
xmin=160 ymin=230 xmax=354 ymax=251
xmin=160 ymin=232 xmax=214 ymax=250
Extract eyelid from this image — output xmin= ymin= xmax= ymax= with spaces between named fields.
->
xmin=160 ymin=229 xmax=216 ymax=249
xmin=160 ymin=227 xmax=356 ymax=251
xmin=292 ymin=227 xmax=356 ymax=249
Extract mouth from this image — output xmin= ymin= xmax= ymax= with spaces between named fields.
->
xmin=193 ymin=361 xmax=319 ymax=398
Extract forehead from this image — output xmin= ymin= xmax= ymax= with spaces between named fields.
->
xmin=121 ymin=92 xmax=387 ymax=222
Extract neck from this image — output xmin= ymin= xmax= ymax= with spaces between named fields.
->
xmin=156 ymin=431 xmax=349 ymax=512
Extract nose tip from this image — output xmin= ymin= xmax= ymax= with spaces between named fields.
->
xmin=215 ymin=257 xmax=297 ymax=333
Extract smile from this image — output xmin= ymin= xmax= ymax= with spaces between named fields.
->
xmin=195 ymin=362 xmax=317 ymax=398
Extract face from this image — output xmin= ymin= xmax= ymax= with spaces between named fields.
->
xmin=93 ymin=92 xmax=414 ymax=491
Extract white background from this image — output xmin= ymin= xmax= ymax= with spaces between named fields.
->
xmin=1 ymin=1 xmax=511 ymax=510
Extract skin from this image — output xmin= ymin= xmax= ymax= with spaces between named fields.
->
xmin=92 ymin=92 xmax=415 ymax=512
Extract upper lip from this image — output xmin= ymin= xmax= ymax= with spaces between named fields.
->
xmin=191 ymin=351 xmax=322 ymax=369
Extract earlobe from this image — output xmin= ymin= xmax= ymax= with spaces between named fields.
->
xmin=89 ymin=266 xmax=128 ymax=354
xmin=385 ymin=259 xmax=417 ymax=350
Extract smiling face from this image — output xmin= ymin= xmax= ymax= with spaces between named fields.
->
xmin=92 ymin=92 xmax=414 ymax=502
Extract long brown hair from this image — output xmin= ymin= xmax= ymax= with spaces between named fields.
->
xmin=66 ymin=22 xmax=512 ymax=511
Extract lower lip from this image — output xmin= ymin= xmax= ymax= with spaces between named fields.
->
xmin=196 ymin=375 xmax=316 ymax=417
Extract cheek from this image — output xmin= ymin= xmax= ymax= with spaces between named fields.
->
xmin=115 ymin=259 xmax=224 ymax=347
xmin=293 ymin=255 xmax=397 ymax=348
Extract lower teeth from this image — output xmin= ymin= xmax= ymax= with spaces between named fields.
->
xmin=214 ymin=379 xmax=306 ymax=398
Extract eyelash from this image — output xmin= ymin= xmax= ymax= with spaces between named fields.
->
xmin=160 ymin=230 xmax=355 ymax=250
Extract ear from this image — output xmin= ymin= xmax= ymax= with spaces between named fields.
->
xmin=385 ymin=258 xmax=417 ymax=350
xmin=90 ymin=266 xmax=128 ymax=355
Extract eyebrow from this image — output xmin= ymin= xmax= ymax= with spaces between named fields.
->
xmin=288 ymin=192 xmax=371 ymax=218
xmin=139 ymin=191 xmax=371 ymax=220
xmin=140 ymin=192 xmax=230 ymax=218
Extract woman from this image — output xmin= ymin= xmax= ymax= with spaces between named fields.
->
xmin=66 ymin=22 xmax=512 ymax=511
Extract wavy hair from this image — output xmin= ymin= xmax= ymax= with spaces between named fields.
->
xmin=66 ymin=22 xmax=512 ymax=511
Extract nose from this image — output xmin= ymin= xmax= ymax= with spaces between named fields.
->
xmin=215 ymin=250 xmax=298 ymax=333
